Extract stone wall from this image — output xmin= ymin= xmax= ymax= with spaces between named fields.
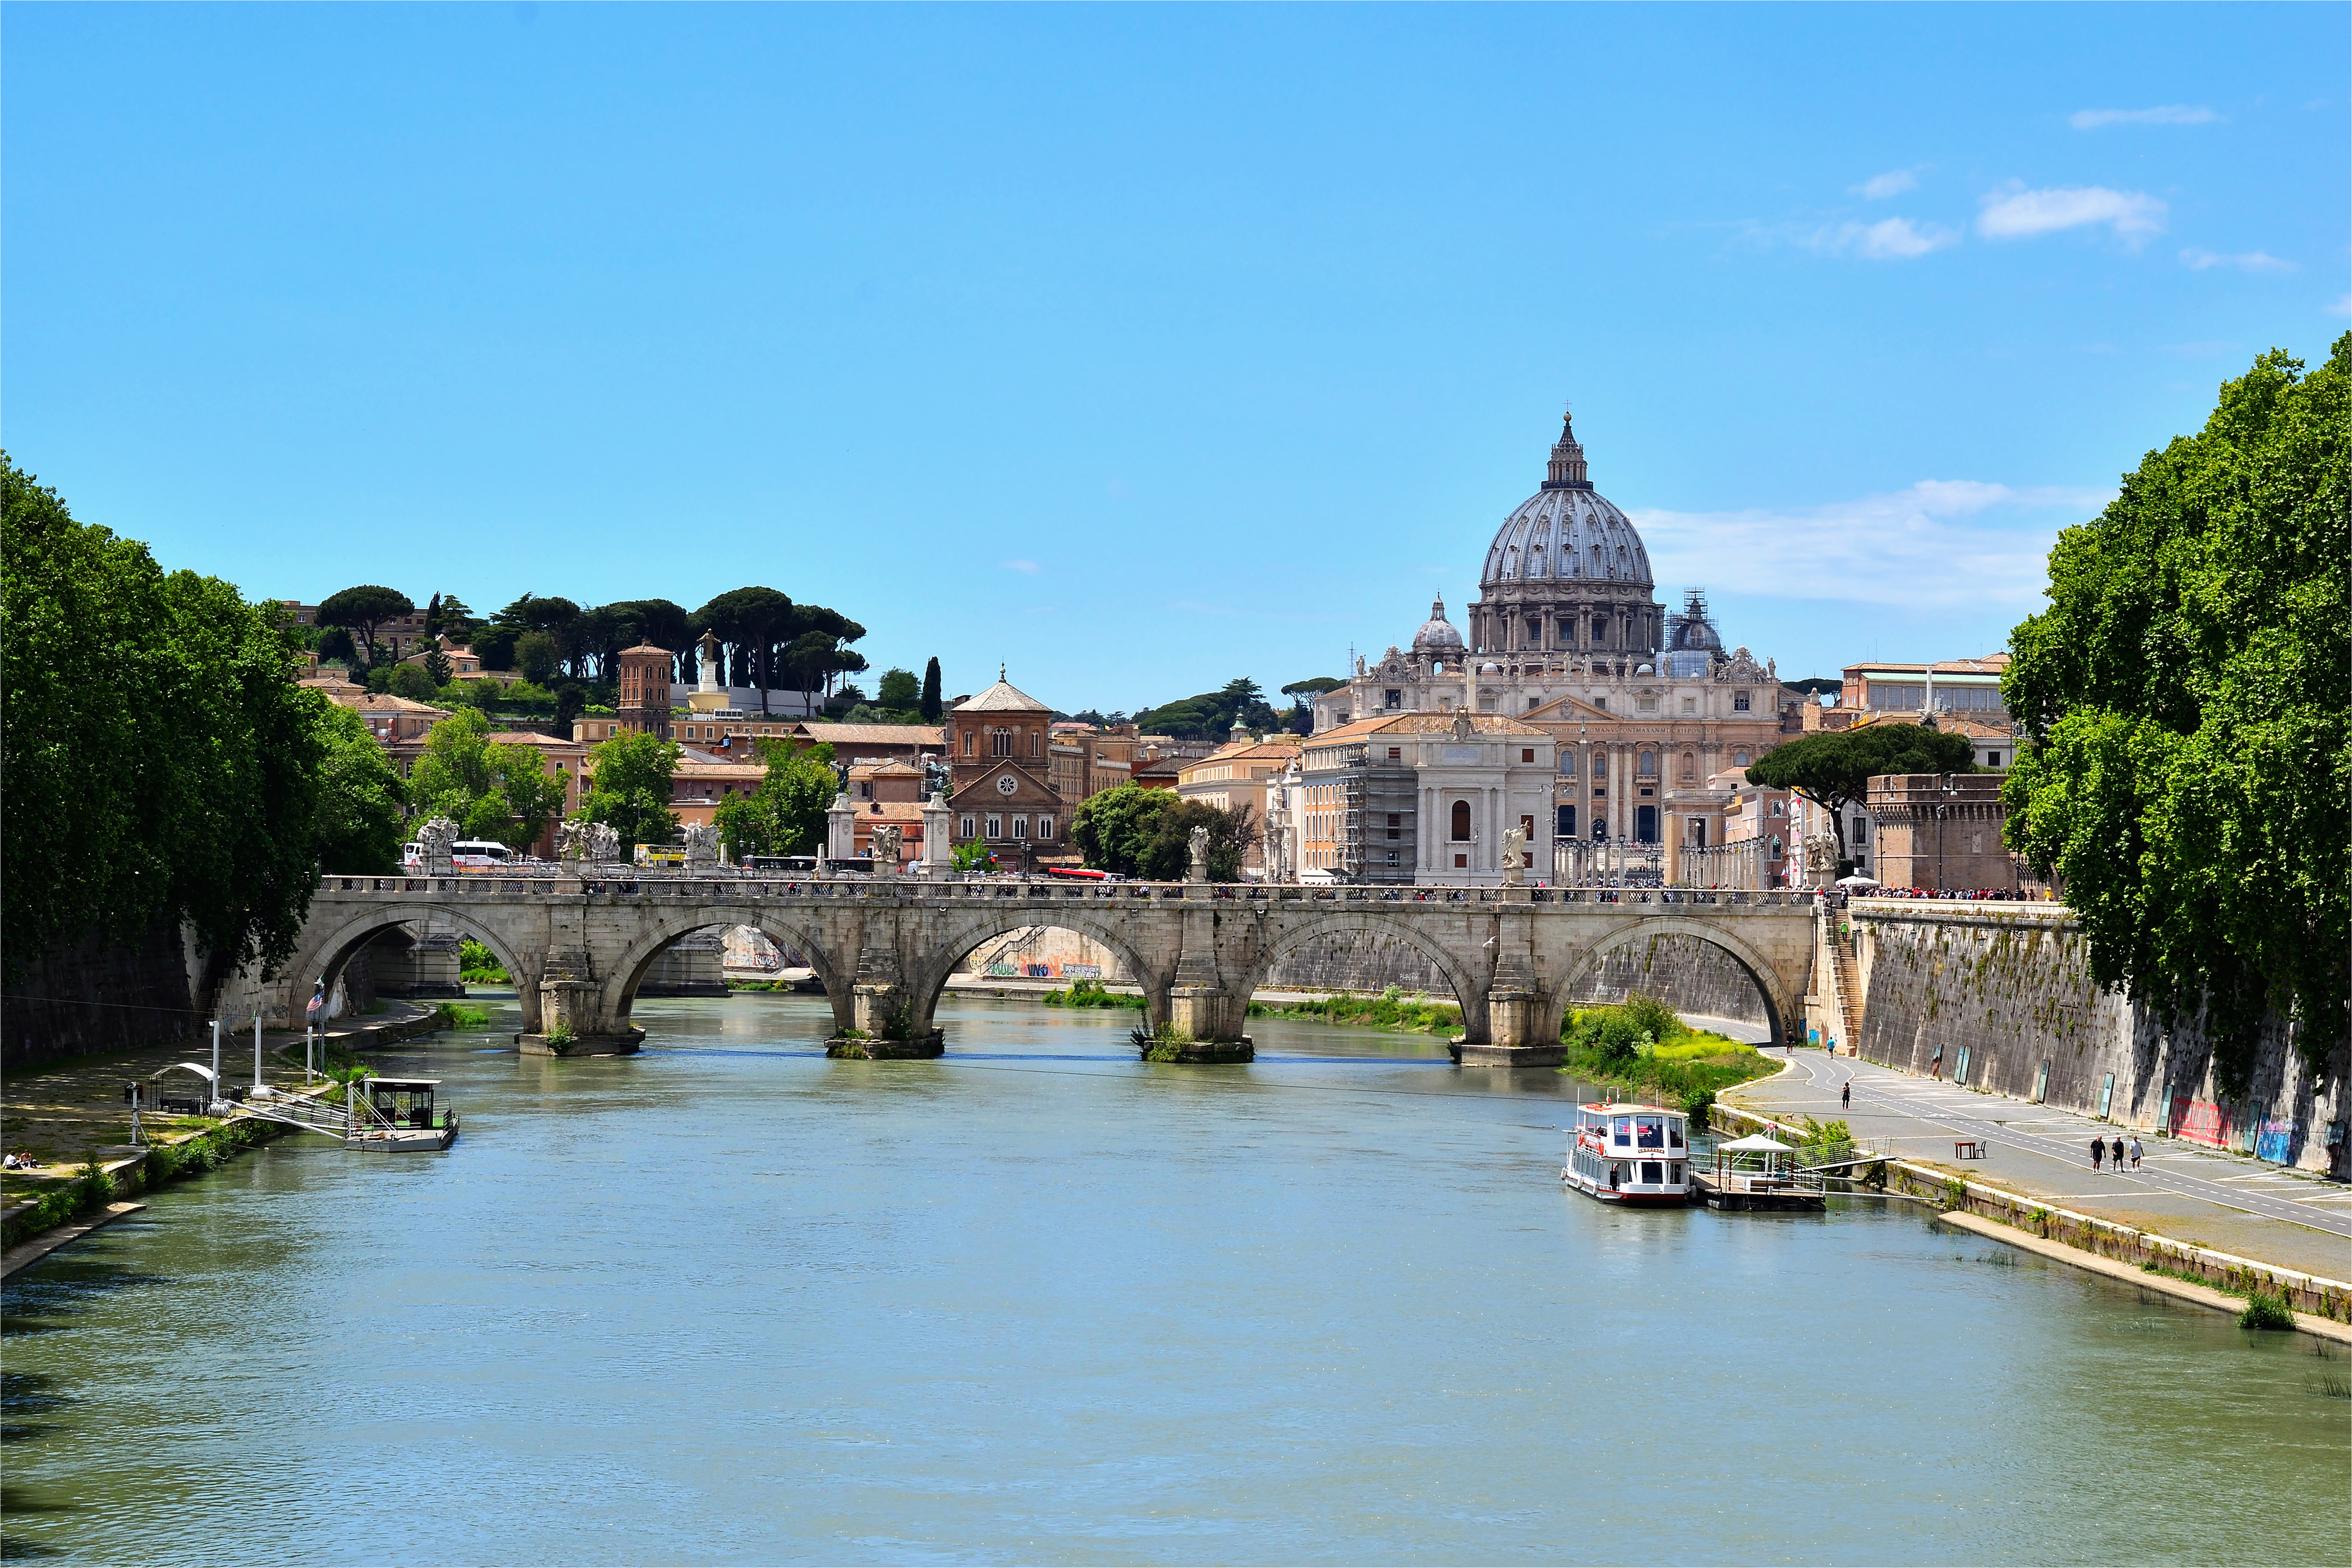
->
xmin=1 ymin=918 xmax=378 ymax=1070
xmin=1564 ymin=934 xmax=1773 ymax=1026
xmin=1265 ymin=933 xmax=1458 ymax=998
xmin=1851 ymin=902 xmax=2349 ymax=1177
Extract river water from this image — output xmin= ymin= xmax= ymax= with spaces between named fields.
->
xmin=6 ymin=994 xmax=2346 ymax=1565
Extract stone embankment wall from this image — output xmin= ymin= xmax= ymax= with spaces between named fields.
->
xmin=1850 ymin=902 xmax=2349 ymax=1177
xmin=3 ymin=921 xmax=377 ymax=1070
xmin=1563 ymin=935 xmax=1771 ymax=1025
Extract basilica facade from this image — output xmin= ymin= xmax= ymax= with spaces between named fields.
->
xmin=1307 ymin=410 xmax=1796 ymax=870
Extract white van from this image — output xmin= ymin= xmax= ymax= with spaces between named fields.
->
xmin=451 ymin=840 xmax=514 ymax=870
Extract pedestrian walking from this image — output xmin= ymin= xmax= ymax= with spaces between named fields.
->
xmin=1841 ymin=1081 xmax=1851 ymax=1110
xmin=2090 ymin=1135 xmax=2104 ymax=1172
xmin=2110 ymin=1135 xmax=2125 ymax=1172
xmin=2129 ymin=1136 xmax=2143 ymax=1170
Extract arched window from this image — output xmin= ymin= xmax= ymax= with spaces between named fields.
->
xmin=1680 ymin=751 xmax=1697 ymax=781
xmin=992 ymin=728 xmax=1012 ymax=757
xmin=1734 ymin=750 xmax=1750 ymax=767
xmin=1031 ymin=730 xmax=1041 ymax=757
xmin=963 ymin=730 xmax=975 ymax=757
xmin=1450 ymin=800 xmax=1472 ymax=842
xmin=1638 ymin=751 xmax=1656 ymax=777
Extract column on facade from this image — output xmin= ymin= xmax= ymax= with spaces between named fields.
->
xmin=1613 ymin=744 xmax=1630 ymax=842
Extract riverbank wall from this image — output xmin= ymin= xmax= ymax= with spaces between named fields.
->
xmin=1846 ymin=901 xmax=2348 ymax=1178
xmin=2 ymin=1115 xmax=288 ymax=1260
xmin=1706 ymin=1096 xmax=2352 ymax=1332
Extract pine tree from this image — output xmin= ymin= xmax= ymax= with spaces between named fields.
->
xmin=920 ymin=657 xmax=943 ymax=723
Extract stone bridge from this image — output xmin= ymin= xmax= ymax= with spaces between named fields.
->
xmin=274 ymin=873 xmax=1819 ymax=1066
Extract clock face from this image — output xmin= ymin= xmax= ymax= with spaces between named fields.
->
xmin=996 ymin=774 xmax=1017 ymax=795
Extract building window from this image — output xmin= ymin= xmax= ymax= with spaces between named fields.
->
xmin=1451 ymin=800 xmax=1472 ymax=841
xmin=1559 ymin=753 xmax=1576 ymax=775
xmin=1682 ymin=698 xmax=1695 ymax=715
xmin=1558 ymin=805 xmax=1577 ymax=838
xmin=985 ymin=815 xmax=1002 ymax=839
xmin=1680 ymin=752 xmax=1696 ymax=781
xmin=1733 ymin=691 xmax=1751 ymax=712
xmin=964 ymin=732 xmax=975 ymax=757
xmin=1638 ymin=752 xmax=1656 ymax=777
xmin=1387 ymin=747 xmax=1402 ymax=760
xmin=1526 ymin=696 xmax=1542 ymax=712
xmin=1521 ymin=748 xmax=1535 ymax=763
xmin=1593 ymin=697 xmax=1607 ymax=712
xmin=992 ymin=728 xmax=1011 ymax=757
xmin=1454 ymin=853 xmax=1468 ymax=869
xmin=1638 ymin=696 xmax=1658 ymax=712
xmin=1038 ymin=815 xmax=1053 ymax=839
xmin=1384 ymin=689 xmax=1402 ymax=709
xmin=1986 ymin=750 xmax=2002 ymax=767
xmin=1388 ymin=850 xmax=1400 ymax=865
xmin=1011 ymin=816 xmax=1028 ymax=839
xmin=959 ymin=815 xmax=976 ymax=838
xmin=1771 ymin=801 xmax=1785 ymax=818
xmin=1734 ymin=750 xmax=1749 ymax=767
xmin=1031 ymin=732 xmax=1041 ymax=757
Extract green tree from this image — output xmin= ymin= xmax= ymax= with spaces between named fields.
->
xmin=3 ymin=454 xmax=335 ymax=979
xmin=514 ymin=629 xmax=560 ymax=688
xmin=1072 ymin=783 xmax=1181 ymax=877
xmin=315 ymin=584 xmax=416 ymax=670
xmin=1137 ymin=797 xmax=1256 ymax=882
xmin=1746 ymin=724 xmax=1975 ymax=860
xmin=553 ymin=682 xmax=586 ymax=734
xmin=713 ymin=740 xmax=838 ymax=858
xmin=409 ymin=708 xmax=497 ymax=811
xmin=312 ymin=703 xmax=408 ymax=874
xmin=920 ymin=657 xmax=943 ymax=723
xmin=577 ymin=730 xmax=680 ymax=853
xmin=1281 ymin=675 xmax=1345 ymax=735
xmin=408 ymin=707 xmax=571 ymax=851
xmin=422 ymin=645 xmax=453 ymax=688
xmin=877 ymin=667 xmax=921 ymax=713
xmin=2002 ymin=337 xmax=2349 ymax=1090
xmin=386 ymin=662 xmax=438 ymax=700
xmin=695 ymin=586 xmax=795 ymax=714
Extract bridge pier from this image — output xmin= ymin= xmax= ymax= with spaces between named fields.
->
xmin=827 ymin=925 xmax=944 ymax=1059
xmin=517 ymin=951 xmax=643 ymax=1056
xmin=1153 ymin=901 xmax=1253 ymax=1062
xmin=1455 ymin=904 xmax=1563 ymax=1067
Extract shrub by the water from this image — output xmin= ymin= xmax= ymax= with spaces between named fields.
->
xmin=1249 ymin=986 xmax=1463 ymax=1034
xmin=1043 ymin=978 xmax=1144 ymax=1010
xmin=1558 ymin=994 xmax=1771 ymax=1100
xmin=2240 ymin=1289 xmax=2296 ymax=1331
xmin=431 ymin=1000 xmax=493 ymax=1030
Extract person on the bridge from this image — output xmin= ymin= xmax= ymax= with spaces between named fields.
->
xmin=2090 ymin=1136 xmax=2105 ymax=1172
xmin=2110 ymin=1135 xmax=2125 ymax=1172
xmin=1841 ymin=1082 xmax=1851 ymax=1110
xmin=2129 ymin=1135 xmax=2143 ymax=1170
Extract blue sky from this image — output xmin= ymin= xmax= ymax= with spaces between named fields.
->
xmin=7 ymin=4 xmax=2344 ymax=709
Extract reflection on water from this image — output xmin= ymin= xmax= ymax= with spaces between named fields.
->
xmin=5 ymin=994 xmax=2346 ymax=1566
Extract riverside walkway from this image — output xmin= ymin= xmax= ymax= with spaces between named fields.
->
xmin=1730 ymin=1049 xmax=2352 ymax=1282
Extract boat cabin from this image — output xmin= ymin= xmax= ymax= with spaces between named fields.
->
xmin=368 ymin=1078 xmax=442 ymax=1130
xmin=1562 ymin=1102 xmax=1692 ymax=1205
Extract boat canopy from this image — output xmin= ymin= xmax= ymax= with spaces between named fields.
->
xmin=164 ymin=1063 xmax=219 ymax=1084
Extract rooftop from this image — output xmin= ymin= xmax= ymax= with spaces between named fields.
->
xmin=953 ymin=671 xmax=1051 ymax=714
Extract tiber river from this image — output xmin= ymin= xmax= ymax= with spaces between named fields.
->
xmin=6 ymin=994 xmax=2347 ymax=1565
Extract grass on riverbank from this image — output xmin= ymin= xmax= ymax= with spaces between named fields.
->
xmin=1043 ymin=979 xmax=1145 ymax=1010
xmin=1248 ymin=986 xmax=1464 ymax=1033
xmin=1558 ymin=994 xmax=1774 ymax=1116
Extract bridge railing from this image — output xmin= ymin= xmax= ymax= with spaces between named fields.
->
xmin=315 ymin=872 xmax=1809 ymax=908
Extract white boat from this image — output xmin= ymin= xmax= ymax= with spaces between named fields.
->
xmin=1561 ymin=1101 xmax=1694 ymax=1205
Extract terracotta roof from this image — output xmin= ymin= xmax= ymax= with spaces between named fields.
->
xmin=856 ymin=759 xmax=924 ymax=777
xmin=486 ymin=730 xmax=583 ymax=748
xmin=618 ymin=642 xmax=674 ymax=656
xmin=1844 ymin=654 xmax=2012 ymax=676
xmin=952 ymin=675 xmax=1050 ymax=713
xmin=857 ymin=801 xmax=931 ymax=822
xmin=790 ymin=722 xmax=946 ymax=747
xmin=341 ymin=692 xmax=451 ymax=716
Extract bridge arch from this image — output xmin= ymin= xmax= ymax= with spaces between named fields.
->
xmin=601 ymin=908 xmax=853 ymax=1036
xmin=1558 ymin=915 xmax=1794 ymax=1046
xmin=1237 ymin=907 xmax=1494 ymax=1044
xmin=280 ymin=904 xmax=540 ymax=1030
xmin=903 ymin=907 xmax=1174 ymax=1040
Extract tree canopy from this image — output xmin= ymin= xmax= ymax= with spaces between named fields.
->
xmin=576 ymin=730 xmax=680 ymax=853
xmin=1136 ymin=677 xmax=1281 ymax=740
xmin=2002 ymin=336 xmax=2348 ymax=1091
xmin=1072 ymin=784 xmax=1254 ymax=881
xmin=920 ymin=657 xmax=943 ymax=723
xmin=315 ymin=584 xmax=415 ymax=669
xmin=407 ymin=708 xmax=570 ymax=852
xmin=1745 ymin=724 xmax=1975 ymax=855
xmin=3 ymin=454 xmax=353 ymax=978
xmin=713 ymin=740 xmax=837 ymax=859
xmin=312 ymin=703 xmax=408 ymax=874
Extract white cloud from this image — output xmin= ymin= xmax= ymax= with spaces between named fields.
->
xmin=1851 ymin=168 xmax=1919 ymax=200
xmin=1631 ymin=480 xmax=2111 ymax=612
xmin=1795 ymin=216 xmax=1961 ymax=260
xmin=1000 ymin=558 xmax=1039 ymax=574
xmin=2326 ymin=293 xmax=2352 ymax=317
xmin=1977 ymin=183 xmax=2165 ymax=245
xmin=2179 ymin=247 xmax=2295 ymax=274
xmin=2070 ymin=105 xmax=2221 ymax=129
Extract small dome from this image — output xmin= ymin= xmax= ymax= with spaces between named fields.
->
xmin=1412 ymin=596 xmax=1465 ymax=652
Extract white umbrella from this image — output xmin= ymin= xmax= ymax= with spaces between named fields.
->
xmin=1835 ymin=874 xmax=1881 ymax=888
xmin=1717 ymin=1133 xmax=1795 ymax=1153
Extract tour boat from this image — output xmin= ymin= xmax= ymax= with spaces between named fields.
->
xmin=1562 ymin=1102 xmax=1694 ymax=1205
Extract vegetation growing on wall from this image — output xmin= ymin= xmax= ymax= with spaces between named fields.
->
xmin=1557 ymin=994 xmax=1773 ymax=1112
xmin=2002 ymin=336 xmax=2349 ymax=1092
xmin=1248 ymin=986 xmax=1463 ymax=1033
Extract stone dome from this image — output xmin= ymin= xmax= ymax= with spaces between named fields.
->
xmin=1478 ymin=413 xmax=1652 ymax=594
xmin=1412 ymin=596 xmax=1465 ymax=653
